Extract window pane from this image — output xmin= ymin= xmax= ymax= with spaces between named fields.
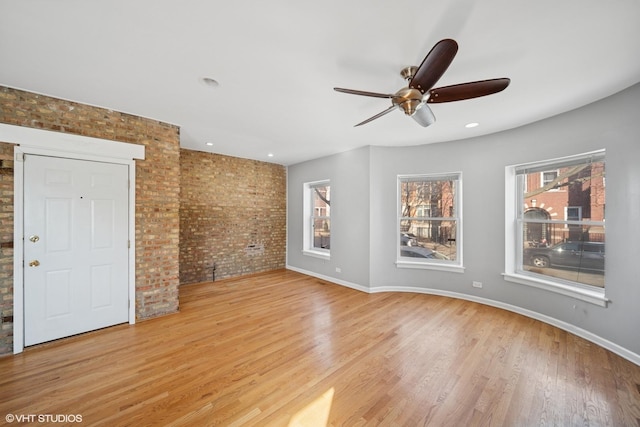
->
xmin=313 ymin=219 xmax=330 ymax=249
xmin=310 ymin=184 xmax=330 ymax=251
xmin=522 ymin=160 xmax=605 ymax=226
xmin=400 ymin=179 xmax=455 ymax=218
xmin=312 ymin=185 xmax=330 ymax=217
xmin=400 ymin=219 xmax=457 ymax=261
xmin=522 ymin=225 xmax=604 ymax=287
xmin=542 ymin=171 xmax=558 ymax=186
xmin=566 ymin=206 xmax=582 ymax=221
xmin=515 ymin=152 xmax=604 ymax=174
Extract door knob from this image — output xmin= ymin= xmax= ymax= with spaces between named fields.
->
xmin=29 ymin=260 xmax=40 ymax=267
xmin=29 ymin=235 xmax=40 ymax=243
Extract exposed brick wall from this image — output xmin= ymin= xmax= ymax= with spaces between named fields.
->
xmin=0 ymin=144 xmax=14 ymax=355
xmin=0 ymin=86 xmax=181 ymax=355
xmin=180 ymin=149 xmax=286 ymax=284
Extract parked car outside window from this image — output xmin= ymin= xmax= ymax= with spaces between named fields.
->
xmin=525 ymin=241 xmax=604 ymax=272
xmin=400 ymin=246 xmax=450 ymax=260
xmin=400 ymin=232 xmax=418 ymax=247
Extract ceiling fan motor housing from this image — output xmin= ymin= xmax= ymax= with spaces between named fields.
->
xmin=393 ymin=87 xmax=425 ymax=116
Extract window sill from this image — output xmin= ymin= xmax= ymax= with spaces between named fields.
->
xmin=396 ymin=261 xmax=465 ymax=274
xmin=302 ymin=249 xmax=330 ymax=261
xmin=503 ymin=272 xmax=608 ymax=307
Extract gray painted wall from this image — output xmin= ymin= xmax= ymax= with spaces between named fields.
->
xmin=287 ymin=83 xmax=640 ymax=359
xmin=287 ymin=145 xmax=371 ymax=286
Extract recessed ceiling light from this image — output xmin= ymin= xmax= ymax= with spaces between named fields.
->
xmin=201 ymin=77 xmax=220 ymax=88
xmin=465 ymin=122 xmax=479 ymax=128
xmin=267 ymin=153 xmax=274 ymax=158
xmin=205 ymin=142 xmax=214 ymax=146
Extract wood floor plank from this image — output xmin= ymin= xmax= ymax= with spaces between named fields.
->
xmin=1 ymin=269 xmax=639 ymax=426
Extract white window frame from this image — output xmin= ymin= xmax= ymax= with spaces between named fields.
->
xmin=504 ymin=150 xmax=607 ymax=306
xmin=302 ymin=180 xmax=330 ymax=260
xmin=396 ymin=172 xmax=464 ymax=273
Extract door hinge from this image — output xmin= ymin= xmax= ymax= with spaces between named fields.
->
xmin=128 ymin=240 xmax=131 ymax=249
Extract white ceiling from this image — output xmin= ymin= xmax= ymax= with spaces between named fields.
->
xmin=1 ymin=1 xmax=639 ymax=165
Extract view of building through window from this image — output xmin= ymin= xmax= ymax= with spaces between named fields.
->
xmin=399 ymin=175 xmax=459 ymax=262
xmin=518 ymin=153 xmax=605 ymax=287
xmin=311 ymin=184 xmax=330 ymax=250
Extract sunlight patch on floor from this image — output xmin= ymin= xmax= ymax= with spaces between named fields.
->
xmin=288 ymin=387 xmax=335 ymax=427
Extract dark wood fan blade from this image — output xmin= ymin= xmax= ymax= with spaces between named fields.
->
xmin=428 ymin=78 xmax=510 ymax=103
xmin=412 ymin=104 xmax=436 ymax=127
xmin=354 ymin=105 xmax=397 ymax=127
xmin=334 ymin=87 xmax=394 ymax=99
xmin=409 ymin=39 xmax=458 ymax=94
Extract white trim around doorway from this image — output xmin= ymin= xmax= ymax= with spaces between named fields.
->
xmin=0 ymin=123 xmax=145 ymax=354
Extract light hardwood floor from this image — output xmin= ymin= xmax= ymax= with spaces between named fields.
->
xmin=1 ymin=269 xmax=639 ymax=426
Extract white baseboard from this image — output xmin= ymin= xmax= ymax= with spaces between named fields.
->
xmin=285 ymin=265 xmax=370 ymax=293
xmin=285 ymin=266 xmax=640 ymax=367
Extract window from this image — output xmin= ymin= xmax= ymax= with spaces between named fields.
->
xmin=397 ymin=173 xmax=463 ymax=272
xmin=303 ymin=181 xmax=330 ymax=259
xmin=541 ymin=170 xmax=559 ymax=188
xmin=565 ymin=206 xmax=582 ymax=221
xmin=504 ymin=150 xmax=606 ymax=306
xmin=416 ymin=205 xmax=431 ymax=217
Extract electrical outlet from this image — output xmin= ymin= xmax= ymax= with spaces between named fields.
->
xmin=335 ymin=267 xmax=341 ymax=273
xmin=472 ymin=281 xmax=483 ymax=288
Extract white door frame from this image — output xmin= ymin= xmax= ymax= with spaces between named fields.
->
xmin=0 ymin=123 xmax=145 ymax=354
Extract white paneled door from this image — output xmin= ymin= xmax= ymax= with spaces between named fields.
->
xmin=24 ymin=155 xmax=129 ymax=346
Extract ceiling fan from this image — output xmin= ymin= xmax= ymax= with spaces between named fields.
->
xmin=334 ymin=39 xmax=510 ymax=127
